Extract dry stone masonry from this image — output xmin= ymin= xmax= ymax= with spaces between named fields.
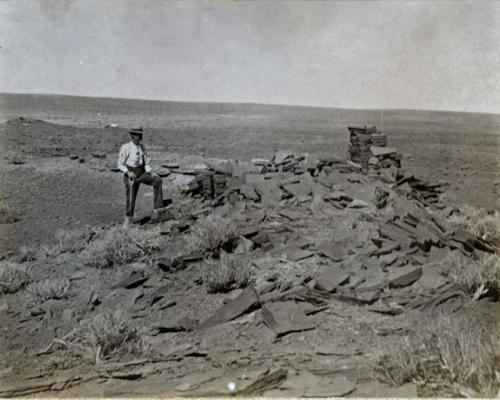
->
xmin=348 ymin=125 xmax=401 ymax=173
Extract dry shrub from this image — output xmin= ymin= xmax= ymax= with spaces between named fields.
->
xmin=186 ymin=214 xmax=237 ymax=254
xmin=17 ymin=243 xmax=59 ymax=261
xmin=0 ymin=262 xmax=31 ymax=294
xmin=16 ymin=227 xmax=95 ymax=262
xmin=17 ymin=245 xmax=39 ymax=263
xmin=203 ymin=252 xmax=252 ymax=293
xmin=441 ymin=252 xmax=500 ymax=299
xmin=54 ymin=225 xmax=95 ymax=253
xmin=448 ymin=205 xmax=500 ymax=247
xmin=373 ymin=311 xmax=500 ymax=397
xmin=62 ymin=309 xmax=144 ymax=362
xmin=27 ymin=278 xmax=71 ymax=301
xmin=81 ymin=225 xmax=164 ymax=268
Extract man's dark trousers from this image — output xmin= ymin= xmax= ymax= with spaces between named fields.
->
xmin=124 ymin=166 xmax=163 ymax=217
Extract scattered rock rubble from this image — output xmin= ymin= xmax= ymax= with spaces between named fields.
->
xmin=127 ymin=129 xmax=498 ymax=333
xmin=132 ymin=126 xmax=496 ymax=325
xmin=1 ymin=125 xmax=498 ymax=397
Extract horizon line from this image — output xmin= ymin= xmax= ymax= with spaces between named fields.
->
xmin=1 ymin=91 xmax=499 ymax=117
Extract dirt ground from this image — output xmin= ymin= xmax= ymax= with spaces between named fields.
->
xmin=0 ymin=102 xmax=499 ymax=397
xmin=0 ymin=107 xmax=498 ymax=254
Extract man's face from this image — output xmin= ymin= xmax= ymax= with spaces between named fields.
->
xmin=130 ymin=134 xmax=142 ymax=145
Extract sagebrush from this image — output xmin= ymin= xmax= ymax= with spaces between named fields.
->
xmin=0 ymin=262 xmax=31 ymax=294
xmin=17 ymin=226 xmax=96 ymax=262
xmin=440 ymin=252 xmax=500 ymax=299
xmin=61 ymin=309 xmax=145 ymax=362
xmin=373 ymin=311 xmax=500 ymax=397
xmin=186 ymin=214 xmax=237 ymax=254
xmin=54 ymin=225 xmax=95 ymax=252
xmin=203 ymin=251 xmax=252 ymax=293
xmin=448 ymin=205 xmax=500 ymax=247
xmin=81 ymin=225 xmax=164 ymax=268
xmin=17 ymin=245 xmax=39 ymax=263
xmin=27 ymin=278 xmax=71 ymax=301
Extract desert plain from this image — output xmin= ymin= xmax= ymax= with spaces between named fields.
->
xmin=0 ymin=93 xmax=499 ymax=397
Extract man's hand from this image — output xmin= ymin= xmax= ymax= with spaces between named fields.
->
xmin=126 ymin=171 xmax=136 ymax=179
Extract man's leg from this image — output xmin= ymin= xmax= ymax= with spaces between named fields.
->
xmin=140 ymin=173 xmax=164 ymax=209
xmin=124 ymin=174 xmax=133 ymax=217
xmin=130 ymin=180 xmax=141 ymax=215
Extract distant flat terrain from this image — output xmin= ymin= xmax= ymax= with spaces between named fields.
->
xmin=0 ymin=93 xmax=499 ymax=252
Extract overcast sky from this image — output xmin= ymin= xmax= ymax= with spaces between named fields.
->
xmin=1 ymin=0 xmax=499 ymax=113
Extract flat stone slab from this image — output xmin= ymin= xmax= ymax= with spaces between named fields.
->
xmin=379 ymin=252 xmax=398 ymax=267
xmin=111 ymin=272 xmax=148 ymax=290
xmin=254 ymin=179 xmax=284 ymax=204
xmin=357 ymin=277 xmax=385 ymax=293
xmin=251 ymin=158 xmax=272 ymax=166
xmin=282 ymin=182 xmax=311 ymax=198
xmin=198 ymin=286 xmax=259 ymax=329
xmin=388 ymin=265 xmax=422 ymax=288
xmin=278 ymin=209 xmax=302 ymax=221
xmin=415 ymin=263 xmax=448 ymax=292
xmin=239 ymin=184 xmax=259 ymax=201
xmin=315 ymin=265 xmax=350 ymax=292
xmin=317 ymin=240 xmax=349 ymax=262
xmin=278 ymin=372 xmax=356 ymax=397
xmin=261 ymin=301 xmax=315 ymax=337
xmin=287 ymin=249 xmax=315 ymax=262
xmin=348 ymin=199 xmax=372 ymax=209
xmin=303 ymin=376 xmax=356 ymax=397
xmin=259 ymin=286 xmax=309 ymax=304
xmin=337 ymin=288 xmax=381 ymax=304
xmin=273 ymin=150 xmax=294 ymax=165
xmin=235 ymin=236 xmax=255 ymax=254
xmin=324 ymin=191 xmax=352 ymax=202
xmin=370 ymin=146 xmax=398 ymax=157
xmin=144 ymin=283 xmax=173 ymax=304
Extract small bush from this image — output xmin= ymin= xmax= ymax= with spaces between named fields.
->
xmin=448 ymin=205 xmax=500 ymax=247
xmin=17 ymin=245 xmax=39 ymax=263
xmin=17 ymin=227 xmax=96 ymax=262
xmin=0 ymin=262 xmax=31 ymax=294
xmin=81 ymin=225 xmax=164 ymax=268
xmin=441 ymin=252 xmax=500 ymax=299
xmin=27 ymin=278 xmax=71 ymax=301
xmin=54 ymin=225 xmax=95 ymax=253
xmin=203 ymin=252 xmax=252 ymax=293
xmin=373 ymin=311 xmax=500 ymax=397
xmin=186 ymin=214 xmax=237 ymax=255
xmin=62 ymin=309 xmax=143 ymax=362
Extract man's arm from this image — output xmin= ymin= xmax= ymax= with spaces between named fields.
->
xmin=117 ymin=144 xmax=129 ymax=174
xmin=142 ymin=145 xmax=153 ymax=173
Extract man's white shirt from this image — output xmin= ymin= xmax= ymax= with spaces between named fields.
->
xmin=117 ymin=141 xmax=152 ymax=174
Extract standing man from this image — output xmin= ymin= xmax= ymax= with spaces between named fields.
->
xmin=118 ymin=127 xmax=164 ymax=224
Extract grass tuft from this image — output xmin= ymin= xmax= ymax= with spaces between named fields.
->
xmin=440 ymin=252 xmax=500 ymax=300
xmin=81 ymin=225 xmax=164 ymax=268
xmin=62 ymin=309 xmax=144 ymax=362
xmin=0 ymin=262 xmax=31 ymax=294
xmin=448 ymin=205 xmax=500 ymax=247
xmin=27 ymin=278 xmax=71 ymax=301
xmin=17 ymin=245 xmax=39 ymax=263
xmin=54 ymin=225 xmax=95 ymax=252
xmin=203 ymin=251 xmax=252 ymax=293
xmin=186 ymin=214 xmax=237 ymax=255
xmin=373 ymin=311 xmax=500 ymax=397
